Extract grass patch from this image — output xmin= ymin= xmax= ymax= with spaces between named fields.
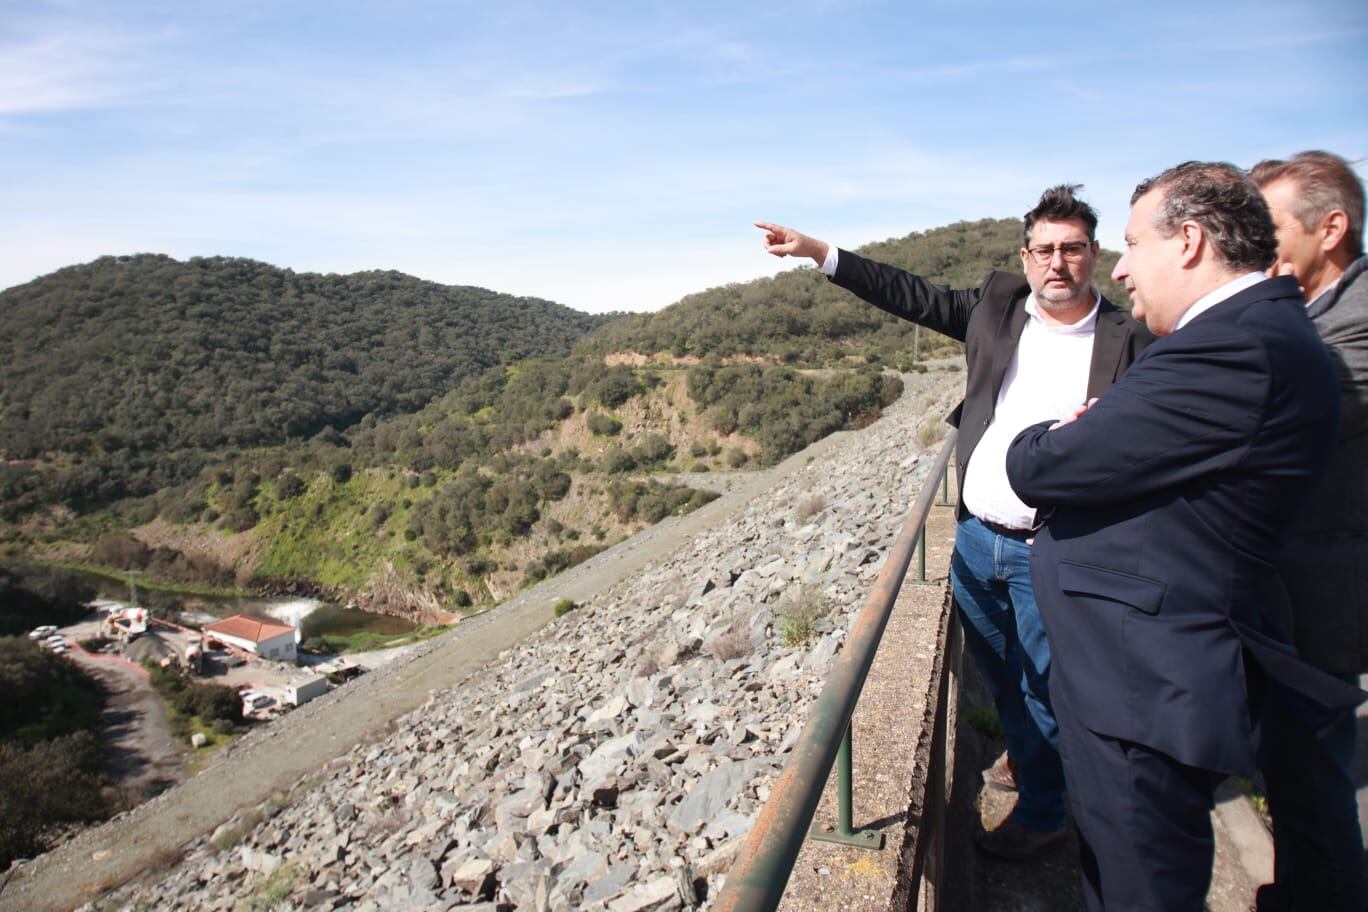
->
xmin=709 ymin=613 xmax=755 ymax=661
xmin=964 ymin=704 xmax=1004 ymax=741
xmin=236 ymin=863 xmax=298 ymax=911
xmin=775 ymin=585 xmax=830 ymax=648
xmin=916 ymin=420 xmax=948 ymax=447
xmin=793 ymin=494 xmax=826 ymax=524
xmin=1238 ymin=777 xmax=1270 ymax=817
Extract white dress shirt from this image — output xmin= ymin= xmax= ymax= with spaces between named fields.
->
xmin=961 ymin=295 xmax=1100 ymax=529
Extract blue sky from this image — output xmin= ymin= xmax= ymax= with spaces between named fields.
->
xmin=3 ymin=0 xmax=1365 ymax=313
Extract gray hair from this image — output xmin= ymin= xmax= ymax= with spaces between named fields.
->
xmin=1250 ymin=151 xmax=1365 ymax=258
xmin=1131 ymin=161 xmax=1277 ymax=272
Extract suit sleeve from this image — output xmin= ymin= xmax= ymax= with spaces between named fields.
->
xmin=1320 ymin=310 xmax=1368 ymax=446
xmin=829 ymin=249 xmax=983 ymax=342
xmin=1006 ymin=320 xmax=1268 ymax=508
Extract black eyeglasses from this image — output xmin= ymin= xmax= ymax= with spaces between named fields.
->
xmin=1025 ymin=241 xmax=1093 ymax=265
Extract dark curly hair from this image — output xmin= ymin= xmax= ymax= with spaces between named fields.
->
xmin=1131 ymin=162 xmax=1277 ymax=272
xmin=1023 ymin=184 xmax=1098 ymax=244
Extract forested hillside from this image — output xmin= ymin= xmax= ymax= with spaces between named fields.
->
xmin=0 ymin=255 xmax=613 ymax=514
xmin=0 ymin=219 xmax=1130 ymax=618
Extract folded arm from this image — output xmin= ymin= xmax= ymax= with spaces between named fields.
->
xmin=1006 ymin=323 xmax=1268 ymax=509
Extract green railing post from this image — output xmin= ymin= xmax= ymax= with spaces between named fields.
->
xmin=713 ymin=432 xmax=958 ymax=912
xmin=809 ymin=724 xmax=884 ymax=849
xmin=936 ymin=445 xmax=955 ymax=507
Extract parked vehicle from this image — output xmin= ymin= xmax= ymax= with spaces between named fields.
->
xmin=239 ymin=690 xmax=274 ymax=711
xmin=29 ymin=625 xmax=58 ymax=639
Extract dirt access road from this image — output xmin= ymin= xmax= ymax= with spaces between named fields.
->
xmin=70 ymin=653 xmax=187 ymax=805
xmin=0 ymin=370 xmax=958 ymax=912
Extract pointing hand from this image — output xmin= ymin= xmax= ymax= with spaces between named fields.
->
xmin=753 ymin=221 xmax=831 ymax=265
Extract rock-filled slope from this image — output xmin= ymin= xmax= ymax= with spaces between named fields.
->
xmin=99 ymin=370 xmax=962 ymax=912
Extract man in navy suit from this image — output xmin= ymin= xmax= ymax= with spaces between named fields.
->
xmin=1005 ymin=161 xmax=1363 ymax=911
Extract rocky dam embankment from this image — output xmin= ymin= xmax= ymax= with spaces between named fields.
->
xmin=17 ymin=370 xmax=963 ymax=912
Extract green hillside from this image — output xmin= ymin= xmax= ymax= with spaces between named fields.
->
xmin=0 ymin=255 xmax=614 ymax=514
xmin=0 ymin=219 xmax=1130 ymax=618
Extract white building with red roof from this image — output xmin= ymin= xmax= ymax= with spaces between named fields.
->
xmin=203 ymin=614 xmax=298 ymax=662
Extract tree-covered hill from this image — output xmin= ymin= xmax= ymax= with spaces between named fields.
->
xmin=0 ymin=255 xmax=614 ymax=512
xmin=584 ymin=217 xmax=1128 ymax=361
xmin=0 ymin=217 xmax=1131 ymax=618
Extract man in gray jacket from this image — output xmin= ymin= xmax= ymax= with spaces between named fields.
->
xmin=1251 ymin=150 xmax=1368 ymax=912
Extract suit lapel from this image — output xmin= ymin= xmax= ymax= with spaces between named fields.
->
xmin=989 ymin=290 xmax=1031 ymax=404
xmin=1087 ymin=299 xmax=1129 ymax=400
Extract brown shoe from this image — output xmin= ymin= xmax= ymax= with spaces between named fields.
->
xmin=982 ymin=751 xmax=1017 ymax=792
xmin=974 ymin=820 xmax=1067 ymax=861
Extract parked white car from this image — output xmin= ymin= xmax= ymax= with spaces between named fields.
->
xmin=29 ymin=625 xmax=58 ymax=639
xmin=240 ymin=691 xmax=274 ymax=711
xmin=45 ymin=634 xmax=66 ymax=648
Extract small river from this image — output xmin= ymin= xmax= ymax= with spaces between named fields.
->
xmin=72 ymin=570 xmax=416 ymax=641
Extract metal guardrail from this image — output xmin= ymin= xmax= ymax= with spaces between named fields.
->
xmin=713 ymin=430 xmax=960 ymax=912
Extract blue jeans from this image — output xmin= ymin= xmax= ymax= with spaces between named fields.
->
xmin=952 ymin=515 xmax=1067 ymax=832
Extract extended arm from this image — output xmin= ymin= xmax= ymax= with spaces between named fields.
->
xmin=754 ymin=220 xmax=980 ymax=341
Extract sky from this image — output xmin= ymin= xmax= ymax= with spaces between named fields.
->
xmin=2 ymin=0 xmax=1366 ymax=314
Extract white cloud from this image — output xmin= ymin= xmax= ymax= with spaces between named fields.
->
xmin=0 ymin=26 xmax=149 ymax=116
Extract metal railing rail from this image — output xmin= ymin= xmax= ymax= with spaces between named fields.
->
xmin=713 ymin=430 xmax=959 ymax=912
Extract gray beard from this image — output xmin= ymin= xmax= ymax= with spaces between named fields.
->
xmin=1037 ymin=283 xmax=1095 ymax=312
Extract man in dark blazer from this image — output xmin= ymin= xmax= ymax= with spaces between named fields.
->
xmin=1005 ymin=161 xmax=1363 ymax=911
xmin=756 ymin=185 xmax=1153 ymax=858
xmin=1251 ymin=150 xmax=1368 ymax=912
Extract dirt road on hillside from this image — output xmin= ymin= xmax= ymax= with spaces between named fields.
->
xmin=0 ymin=372 xmax=959 ymax=912
xmin=73 ymin=655 xmax=187 ymax=805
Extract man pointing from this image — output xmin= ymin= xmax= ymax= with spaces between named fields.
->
xmin=757 ymin=185 xmax=1152 ymax=859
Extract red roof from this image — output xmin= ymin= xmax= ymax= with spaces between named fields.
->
xmin=204 ymin=614 xmax=295 ymax=644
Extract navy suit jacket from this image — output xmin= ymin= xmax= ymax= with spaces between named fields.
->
xmin=1005 ymin=276 xmax=1359 ymax=776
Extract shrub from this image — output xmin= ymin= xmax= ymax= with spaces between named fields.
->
xmin=91 ymin=534 xmax=151 ymax=570
xmin=776 ymin=586 xmax=831 ymax=648
xmin=631 ymin=433 xmax=675 ymax=467
xmin=917 ymin=421 xmax=947 ymax=447
xmin=542 ymin=398 xmax=574 ymax=422
xmin=553 ymin=598 xmax=578 ymax=617
xmin=724 ymin=447 xmax=749 ymax=469
xmin=600 ymin=448 xmax=636 ymax=474
xmin=794 ymin=494 xmax=826 ymax=524
xmin=0 ymin=731 xmax=109 ymax=866
xmin=223 ymin=506 xmax=259 ymax=532
xmin=276 ymin=471 xmax=306 ymax=499
xmin=587 ymin=370 xmax=642 ymax=408
xmin=586 ymin=413 xmax=623 ymax=436
xmin=709 ymin=616 xmax=754 ymax=661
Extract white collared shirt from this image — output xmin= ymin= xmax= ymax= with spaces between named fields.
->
xmin=1174 ymin=272 xmax=1267 ymax=331
xmin=961 ymin=295 xmax=1101 ymax=529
